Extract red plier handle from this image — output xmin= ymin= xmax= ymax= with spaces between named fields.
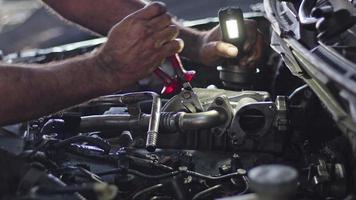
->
xmin=154 ymin=54 xmax=196 ymax=95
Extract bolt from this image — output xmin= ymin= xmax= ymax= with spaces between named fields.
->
xmin=183 ymin=92 xmax=191 ymax=99
xmin=42 ymin=133 xmax=58 ymax=141
xmin=237 ymin=168 xmax=247 ymax=175
xmin=184 ymin=176 xmax=192 ymax=184
xmin=178 ymin=166 xmax=188 ymax=172
xmin=32 ymin=124 xmax=39 ymax=129
xmin=146 ymin=131 xmax=158 ymax=152
xmin=215 ymin=97 xmax=224 ymax=106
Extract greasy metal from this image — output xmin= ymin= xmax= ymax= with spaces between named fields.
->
xmin=229 ymin=97 xmax=276 ymax=142
xmin=80 ymin=92 xmax=162 ymax=152
xmin=80 ymin=115 xmax=132 ymax=132
xmin=146 ymin=94 xmax=161 ymax=152
xmin=264 ymin=0 xmax=356 ymax=154
xmin=179 ymin=89 xmax=204 ymax=113
xmin=177 ymin=110 xmax=227 ymax=131
xmin=275 ymin=96 xmax=288 ymax=131
xmin=207 ymin=95 xmax=234 ymax=136
xmin=298 ymin=0 xmax=318 ymax=27
xmin=79 ymin=110 xmax=226 ymax=133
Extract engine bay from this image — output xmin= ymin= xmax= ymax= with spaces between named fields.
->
xmin=1 ymin=0 xmax=356 ymax=200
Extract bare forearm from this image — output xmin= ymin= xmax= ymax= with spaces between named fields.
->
xmin=0 ymin=56 xmax=113 ymax=125
xmin=43 ymin=0 xmax=147 ymax=35
xmin=0 ymin=3 xmax=186 ymax=125
xmin=43 ymin=0 xmax=204 ymax=61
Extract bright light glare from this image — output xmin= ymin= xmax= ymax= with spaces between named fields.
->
xmin=225 ymin=19 xmax=239 ymax=39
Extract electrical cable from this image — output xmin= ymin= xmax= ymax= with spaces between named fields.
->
xmin=97 ymin=168 xmax=242 ymax=181
xmin=192 ymin=185 xmax=222 ymax=200
xmin=132 ymin=184 xmax=164 ymax=200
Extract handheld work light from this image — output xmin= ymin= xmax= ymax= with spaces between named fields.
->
xmin=219 ymin=7 xmax=246 ymax=51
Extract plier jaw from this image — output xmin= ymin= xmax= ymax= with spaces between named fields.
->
xmin=154 ymin=54 xmax=196 ymax=95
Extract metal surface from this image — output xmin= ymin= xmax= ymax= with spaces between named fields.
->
xmin=298 ymin=0 xmax=318 ymax=27
xmin=79 ymin=110 xmax=226 ymax=134
xmin=264 ymin=0 xmax=356 ymax=154
xmin=179 ymin=89 xmax=204 ymax=113
xmin=229 ymin=97 xmax=276 ymax=142
xmin=146 ymin=93 xmax=161 ymax=152
xmin=81 ymin=92 xmax=162 ymax=152
xmin=178 ymin=110 xmax=227 ymax=131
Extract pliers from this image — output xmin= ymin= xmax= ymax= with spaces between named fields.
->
xmin=154 ymin=54 xmax=195 ymax=95
xmin=154 ymin=54 xmax=204 ymax=112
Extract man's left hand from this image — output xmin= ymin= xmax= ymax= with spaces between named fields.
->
xmin=198 ymin=19 xmax=264 ymax=67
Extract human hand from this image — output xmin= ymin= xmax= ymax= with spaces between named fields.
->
xmin=198 ymin=19 xmax=264 ymax=67
xmin=94 ymin=2 xmax=184 ymax=91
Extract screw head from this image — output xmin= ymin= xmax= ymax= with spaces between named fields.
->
xmin=183 ymin=92 xmax=191 ymax=99
xmin=215 ymin=97 xmax=224 ymax=106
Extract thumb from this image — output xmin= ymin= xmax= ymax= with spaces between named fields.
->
xmin=203 ymin=41 xmax=239 ymax=58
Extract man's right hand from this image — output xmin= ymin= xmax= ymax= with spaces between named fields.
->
xmin=94 ymin=2 xmax=184 ymax=92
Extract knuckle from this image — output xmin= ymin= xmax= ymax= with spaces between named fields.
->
xmin=163 ymin=14 xmax=172 ymax=23
xmin=138 ymin=25 xmax=151 ymax=36
xmin=168 ymin=25 xmax=179 ymax=33
xmin=147 ymin=37 xmax=157 ymax=48
xmin=149 ymin=2 xmax=166 ymax=14
xmin=163 ymin=26 xmax=178 ymax=38
xmin=170 ymin=40 xmax=181 ymax=51
xmin=124 ymin=17 xmax=137 ymax=27
xmin=215 ymin=42 xmax=223 ymax=51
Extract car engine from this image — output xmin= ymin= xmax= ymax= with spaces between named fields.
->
xmin=0 ymin=0 xmax=356 ymax=199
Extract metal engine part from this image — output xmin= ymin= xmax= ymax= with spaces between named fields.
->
xmin=77 ymin=88 xmax=286 ymax=152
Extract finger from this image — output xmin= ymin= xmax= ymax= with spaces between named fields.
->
xmin=210 ymin=25 xmax=223 ymax=41
xmin=133 ymin=2 xmax=167 ymax=20
xmin=147 ymin=13 xmax=173 ymax=30
xmin=158 ymin=38 xmax=184 ymax=58
xmin=152 ymin=25 xmax=179 ymax=49
xmin=204 ymin=41 xmax=239 ymax=58
xmin=243 ymin=19 xmax=258 ymax=51
xmin=244 ymin=33 xmax=264 ymax=67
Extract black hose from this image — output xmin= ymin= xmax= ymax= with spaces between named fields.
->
xmin=52 ymin=136 xmax=111 ymax=153
xmin=96 ymin=168 xmax=123 ymax=176
xmin=233 ymin=175 xmax=249 ymax=195
xmin=288 ymin=84 xmax=309 ymax=100
xmin=37 ymin=186 xmax=91 ymax=194
xmin=97 ymin=168 xmax=180 ymax=179
xmin=129 ymin=169 xmax=180 ymax=179
xmin=51 ymin=166 xmax=103 ymax=183
xmin=185 ymin=170 xmax=241 ymax=181
xmin=97 ymin=168 xmax=242 ymax=181
xmin=132 ymin=184 xmax=164 ymax=200
xmin=298 ymin=0 xmax=318 ymax=28
xmin=192 ymin=185 xmax=222 ymax=200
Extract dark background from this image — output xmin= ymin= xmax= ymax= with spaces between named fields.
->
xmin=0 ymin=0 xmax=262 ymax=54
